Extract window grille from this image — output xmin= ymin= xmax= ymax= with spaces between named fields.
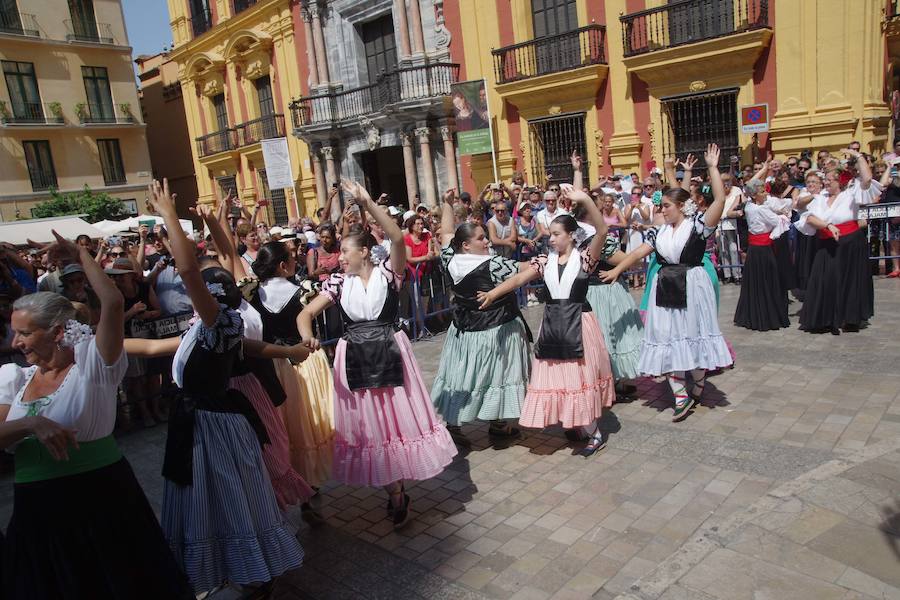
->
xmin=528 ymin=112 xmax=588 ymax=184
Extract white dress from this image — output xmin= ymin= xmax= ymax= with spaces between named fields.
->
xmin=638 ymin=213 xmax=734 ymax=376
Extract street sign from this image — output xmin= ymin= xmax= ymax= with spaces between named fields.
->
xmin=740 ymin=103 xmax=769 ymax=134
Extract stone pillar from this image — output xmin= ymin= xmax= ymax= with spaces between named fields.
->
xmin=408 ymin=0 xmax=425 ymax=56
xmin=321 ymin=145 xmax=340 ymax=221
xmin=439 ymin=125 xmax=458 ymax=192
xmin=313 ymin=147 xmax=327 ymax=209
xmin=400 ymin=131 xmax=419 ymax=209
xmin=301 ymin=8 xmax=319 ymax=88
xmin=393 ymin=0 xmax=412 ymax=59
xmin=416 ymin=126 xmax=436 ymax=207
xmin=308 ymin=1 xmax=330 ymax=85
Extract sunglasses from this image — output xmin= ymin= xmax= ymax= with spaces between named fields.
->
xmin=786 ymin=163 xmax=797 ymax=167
xmin=643 ymin=184 xmax=655 ymax=189
xmin=108 ymin=251 xmax=125 ymax=257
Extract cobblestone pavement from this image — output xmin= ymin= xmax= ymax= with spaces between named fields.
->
xmin=3 ymin=279 xmax=899 ymax=600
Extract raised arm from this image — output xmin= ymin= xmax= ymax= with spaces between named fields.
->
xmin=135 ymin=226 xmax=148 ymax=273
xmin=663 ymin=156 xmax=679 ymax=189
xmin=562 ymin=185 xmax=608 ymax=260
xmin=846 ymin=148 xmax=872 ymax=190
xmin=701 ymin=144 xmax=727 ymax=228
xmin=148 ymin=179 xmax=220 ymax=327
xmin=678 ymin=154 xmax=697 ymax=192
xmin=345 ymin=180 xmax=407 ymax=276
xmin=440 ymin=189 xmax=457 ymax=248
xmin=571 ymin=150 xmax=583 ymax=190
xmin=321 ymin=186 xmax=338 ymax=225
xmin=750 ymin=159 xmax=770 ymax=183
xmin=198 ymin=203 xmax=247 ymax=281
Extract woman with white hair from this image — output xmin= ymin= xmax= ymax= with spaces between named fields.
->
xmin=0 ymin=232 xmax=192 ymax=598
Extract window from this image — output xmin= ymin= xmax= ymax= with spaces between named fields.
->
xmin=212 ymin=93 xmax=228 ymax=131
xmin=23 ymin=140 xmax=57 ymax=191
xmin=258 ymin=169 xmax=289 ymax=225
xmin=531 ymin=0 xmax=577 ymax=38
xmin=2 ymin=61 xmax=42 ymax=122
xmin=360 ymin=15 xmax=398 ymax=83
xmin=530 ymin=0 xmax=579 ymax=76
xmin=216 ymin=175 xmax=237 ymax=198
xmin=97 ymin=139 xmax=126 ymax=185
xmin=528 ymin=113 xmax=587 ymax=185
xmin=667 ymin=0 xmax=734 ymax=47
xmin=0 ymin=0 xmax=23 ymax=34
xmin=190 ymin=0 xmax=211 ymax=36
xmin=81 ymin=66 xmax=114 ymax=122
xmin=121 ymin=199 xmax=138 ymax=216
xmin=255 ymin=76 xmax=274 ymax=117
xmin=67 ymin=0 xmax=99 ymax=42
xmin=661 ymin=88 xmax=739 ymax=171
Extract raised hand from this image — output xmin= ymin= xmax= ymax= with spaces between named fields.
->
xmin=678 ymin=154 xmax=698 ymax=171
xmin=704 ymin=144 xmax=721 ymax=167
xmin=571 ymin=149 xmax=583 ymax=170
xmin=147 ymin=179 xmax=177 ymax=218
xmin=443 ymin=188 xmax=457 ymax=204
xmin=559 ymin=183 xmax=590 ymax=204
xmin=49 ymin=230 xmax=82 ymax=265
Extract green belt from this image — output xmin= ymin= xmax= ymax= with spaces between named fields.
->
xmin=14 ymin=435 xmax=122 ymax=484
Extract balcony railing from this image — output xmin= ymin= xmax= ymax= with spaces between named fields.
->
xmin=492 ymin=24 xmax=607 ymax=85
xmin=620 ymin=0 xmax=769 ymax=57
xmin=64 ymin=18 xmax=114 ymax=44
xmin=0 ymin=12 xmax=40 ymax=37
xmin=2 ymin=102 xmax=64 ymax=125
xmin=233 ymin=0 xmax=258 ymax=14
xmin=79 ymin=102 xmax=135 ymax=124
xmin=289 ymin=62 xmax=459 ymax=129
xmin=197 ymin=128 xmax=238 ymax=157
xmin=889 ymin=0 xmax=900 ymax=21
xmin=235 ymin=113 xmax=285 ymax=146
xmin=191 ymin=8 xmax=213 ymax=37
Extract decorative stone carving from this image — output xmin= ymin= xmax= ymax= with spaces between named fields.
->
xmin=439 ymin=125 xmax=452 ymax=141
xmin=433 ymin=0 xmax=451 ymax=50
xmin=359 ymin=116 xmax=381 ymax=151
xmin=594 ymin=130 xmax=604 ymax=168
xmin=306 ymin=0 xmax=320 ymax=20
xmin=300 ymin=6 xmax=311 ymax=23
xmin=201 ymin=76 xmax=224 ymax=97
xmin=320 ymin=145 xmax=334 ymax=160
xmin=689 ymin=80 xmax=708 ymax=92
xmin=548 ymin=105 xmax=561 ymax=115
xmin=647 ymin=122 xmax=657 ymax=163
xmin=399 ymin=130 xmax=414 ymax=147
xmin=415 ymin=126 xmax=431 ymax=143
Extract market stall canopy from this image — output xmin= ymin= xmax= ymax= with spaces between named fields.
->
xmin=0 ymin=215 xmax=105 ymax=246
xmin=92 ymin=216 xmax=194 ymax=236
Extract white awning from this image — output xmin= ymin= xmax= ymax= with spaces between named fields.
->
xmin=92 ymin=216 xmax=195 ymax=236
xmin=0 ymin=216 xmax=106 ymax=246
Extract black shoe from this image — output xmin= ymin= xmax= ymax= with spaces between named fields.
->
xmin=578 ymin=434 xmax=607 ymax=458
xmin=842 ymin=323 xmax=860 ymax=333
xmin=392 ymin=494 xmax=411 ymax=528
xmin=447 ymin=425 xmax=472 ymax=449
xmin=615 ymin=383 xmax=637 ymax=397
xmin=301 ymin=503 xmax=324 ymax=528
xmin=488 ymin=422 xmax=521 ymax=438
xmin=386 ymin=483 xmax=405 ymax=515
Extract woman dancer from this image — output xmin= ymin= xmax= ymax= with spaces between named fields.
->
xmin=601 ymin=145 xmax=733 ymax=421
xmin=431 ymin=189 xmax=532 ymax=445
xmin=145 ymin=180 xmax=304 ymax=595
xmin=792 ymin=170 xmax=825 ymax=298
xmin=733 ymin=179 xmax=790 ymax=331
xmin=1 ymin=231 xmax=192 ymax=599
xmin=798 ymin=149 xmax=880 ymax=334
xmin=478 ymin=185 xmax=615 ymax=456
xmin=299 ymin=181 xmax=457 ymax=528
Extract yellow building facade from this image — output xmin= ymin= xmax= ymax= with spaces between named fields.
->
xmin=0 ymin=0 xmax=153 ymax=222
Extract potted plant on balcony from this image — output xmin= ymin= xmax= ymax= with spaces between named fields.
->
xmin=75 ymin=102 xmax=88 ymax=123
xmin=47 ymin=102 xmax=64 ymax=124
xmin=0 ymin=101 xmax=9 ymax=124
xmin=119 ymin=102 xmax=135 ymax=123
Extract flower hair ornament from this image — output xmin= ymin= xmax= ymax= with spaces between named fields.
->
xmin=61 ymin=319 xmax=92 ymax=348
xmin=651 ymin=190 xmax=663 ymax=207
xmin=205 ymin=282 xmax=225 ymax=298
xmin=370 ymin=244 xmax=389 ymax=265
xmin=572 ymin=227 xmax=588 ymax=247
xmin=681 ymin=198 xmax=698 ymax=218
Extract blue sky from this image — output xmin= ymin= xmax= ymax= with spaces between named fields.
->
xmin=122 ymin=0 xmax=173 ymax=59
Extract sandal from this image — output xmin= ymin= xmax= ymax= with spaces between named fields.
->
xmin=578 ymin=433 xmax=607 ymax=458
xmin=672 ymin=398 xmax=696 ymax=422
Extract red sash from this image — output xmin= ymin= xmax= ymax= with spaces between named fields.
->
xmin=748 ymin=232 xmax=773 ymax=246
xmin=817 ymin=220 xmax=859 ymax=240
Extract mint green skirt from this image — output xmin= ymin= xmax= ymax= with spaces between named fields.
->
xmin=431 ymin=319 xmax=531 ymax=425
xmin=586 ymin=282 xmax=643 ymax=380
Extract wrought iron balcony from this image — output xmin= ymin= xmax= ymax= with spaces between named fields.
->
xmin=64 ymin=18 xmax=114 ymax=44
xmin=78 ymin=102 xmax=135 ymax=125
xmin=289 ymin=62 xmax=459 ymax=129
xmin=1 ymin=102 xmax=64 ymax=125
xmin=621 ymin=0 xmax=769 ymax=58
xmin=492 ymin=24 xmax=606 ymax=85
xmin=196 ymin=128 xmax=238 ymax=157
xmin=233 ymin=0 xmax=258 ymax=15
xmin=191 ymin=8 xmax=213 ymax=37
xmin=0 ymin=12 xmax=40 ymax=37
xmin=235 ymin=113 xmax=285 ymax=146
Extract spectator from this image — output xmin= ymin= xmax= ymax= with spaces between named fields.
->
xmin=487 ymin=201 xmax=517 ymax=258
xmin=239 ymin=223 xmax=262 ymax=271
xmin=0 ymin=243 xmax=36 ymax=295
xmin=717 ymin=172 xmax=744 ymax=283
xmin=307 ymin=222 xmax=340 ymax=283
xmin=882 ymin=139 xmax=900 ymax=163
xmin=59 ymin=263 xmax=100 ymax=326
xmin=516 ymin=201 xmax=539 ymax=261
xmin=404 ymin=214 xmax=437 ymax=338
xmin=816 ymin=150 xmax=831 ymax=170
xmin=535 ymin=190 xmax=569 ymax=251
xmin=149 ymin=250 xmax=191 ymax=317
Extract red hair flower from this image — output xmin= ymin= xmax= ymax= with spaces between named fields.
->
xmin=838 ymin=171 xmax=853 ymax=188
xmin=764 ymin=182 xmax=771 ymax=194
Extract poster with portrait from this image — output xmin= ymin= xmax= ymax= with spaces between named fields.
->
xmin=451 ymin=79 xmax=493 ymax=156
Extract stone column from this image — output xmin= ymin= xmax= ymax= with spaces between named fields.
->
xmin=313 ymin=147 xmax=327 ymax=209
xmin=400 ymin=131 xmax=419 ymax=209
xmin=408 ymin=0 xmax=426 ymax=56
xmin=301 ymin=8 xmax=319 ymax=88
xmin=416 ymin=126 xmax=436 ymax=207
xmin=321 ymin=145 xmax=340 ymax=221
xmin=439 ymin=125 xmax=458 ymax=191
xmin=308 ymin=1 xmax=330 ymax=84
xmin=393 ymin=0 xmax=412 ymax=59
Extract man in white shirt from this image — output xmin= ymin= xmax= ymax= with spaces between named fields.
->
xmin=536 ymin=191 xmax=570 ymax=252
xmin=717 ymin=173 xmax=744 ymax=283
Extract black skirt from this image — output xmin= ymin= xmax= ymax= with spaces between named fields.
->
xmin=4 ymin=457 xmax=193 ymax=600
xmin=734 ymin=244 xmax=789 ymax=331
xmin=772 ymin=232 xmax=797 ymax=294
xmin=800 ymin=228 xmax=873 ymax=332
xmin=793 ymin=233 xmax=817 ymax=297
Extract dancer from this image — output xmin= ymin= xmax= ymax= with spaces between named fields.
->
xmin=478 ymin=185 xmax=615 ymax=457
xmin=299 ymin=181 xmax=457 ymax=528
xmin=792 ymin=170 xmax=825 ymax=299
xmin=798 ymin=149 xmax=880 ymax=334
xmin=1 ymin=231 xmax=192 ymax=599
xmin=733 ymin=179 xmax=790 ymax=331
xmin=431 ymin=189 xmax=532 ymax=446
xmin=146 ymin=179 xmax=304 ymax=595
xmin=601 ymin=145 xmax=733 ymax=421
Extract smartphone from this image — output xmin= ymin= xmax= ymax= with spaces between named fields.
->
xmin=230 ymin=206 xmax=241 ymax=218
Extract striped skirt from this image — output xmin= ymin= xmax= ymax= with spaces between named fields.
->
xmin=161 ymin=409 xmax=304 ymax=594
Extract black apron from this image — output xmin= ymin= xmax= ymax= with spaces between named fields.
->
xmin=249 ymin=287 xmax=309 ymax=406
xmin=655 ymin=222 xmax=707 ymax=309
xmin=534 ymin=259 xmax=591 ymax=360
xmin=339 ymin=282 xmax=405 ymax=391
xmin=451 ymin=259 xmax=532 ymax=341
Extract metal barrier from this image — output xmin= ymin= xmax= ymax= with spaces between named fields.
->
xmin=861 ymin=202 xmax=900 ymax=262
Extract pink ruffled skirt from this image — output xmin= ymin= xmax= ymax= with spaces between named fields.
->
xmin=332 ymin=331 xmax=458 ymax=487
xmin=520 ymin=312 xmax=615 ymax=429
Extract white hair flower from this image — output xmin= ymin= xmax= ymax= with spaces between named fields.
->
xmin=205 ymin=282 xmax=225 ymax=297
xmin=61 ymin=319 xmax=92 ymax=348
xmin=370 ymin=244 xmax=389 ymax=265
xmin=573 ymin=227 xmax=588 ymax=246
xmin=681 ymin=198 xmax=698 ymax=217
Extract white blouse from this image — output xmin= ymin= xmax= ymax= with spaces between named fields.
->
xmin=744 ymin=202 xmax=782 ymax=235
xmin=0 ymin=338 xmax=127 ymax=443
xmin=797 ymin=179 xmax=883 ymax=235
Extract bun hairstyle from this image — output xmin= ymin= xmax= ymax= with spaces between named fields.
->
xmin=551 ymin=214 xmax=579 ymax=234
xmin=201 ymin=266 xmax=242 ymax=309
xmin=451 ymin=222 xmax=483 ymax=253
xmin=12 ymin=291 xmax=76 ymax=330
xmin=570 ymin=203 xmax=588 ymax=222
xmin=663 ymin=187 xmax=691 ymax=206
xmin=343 ymin=229 xmax=377 ymax=257
xmin=252 ymin=241 xmax=291 ymax=281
